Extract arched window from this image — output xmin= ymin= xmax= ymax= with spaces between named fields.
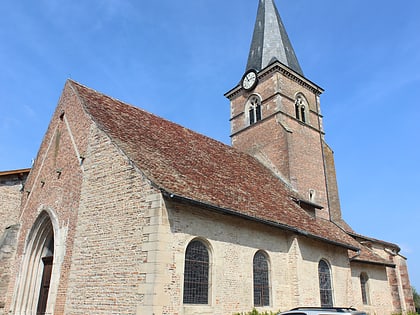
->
xmin=183 ymin=239 xmax=210 ymax=304
xmin=253 ymin=251 xmax=270 ymax=307
xmin=360 ymin=272 xmax=370 ymax=305
xmin=318 ymin=259 xmax=333 ymax=307
xmin=295 ymin=94 xmax=307 ymax=123
xmin=248 ymin=95 xmax=262 ymax=125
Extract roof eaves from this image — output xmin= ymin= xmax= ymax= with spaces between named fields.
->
xmin=350 ymin=257 xmax=396 ymax=268
xmin=348 ymin=231 xmax=401 ymax=252
xmin=0 ymin=168 xmax=31 ymax=176
xmin=162 ymin=190 xmax=359 ymax=252
xmin=292 ymin=197 xmax=323 ymax=210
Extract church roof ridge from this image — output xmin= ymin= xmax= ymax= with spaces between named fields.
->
xmin=67 ymin=80 xmax=360 ymax=251
xmin=246 ymin=0 xmax=303 ymax=75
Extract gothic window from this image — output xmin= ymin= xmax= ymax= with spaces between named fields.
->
xmin=318 ymin=259 xmax=333 ymax=308
xmin=295 ymin=94 xmax=308 ymax=123
xmin=253 ymin=251 xmax=270 ymax=307
xmin=183 ymin=239 xmax=210 ymax=304
xmin=248 ymin=95 xmax=262 ymax=125
xmin=360 ymin=272 xmax=370 ymax=305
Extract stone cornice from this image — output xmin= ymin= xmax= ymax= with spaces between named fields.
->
xmin=260 ymin=61 xmax=324 ymax=95
xmin=225 ymin=61 xmax=324 ymax=100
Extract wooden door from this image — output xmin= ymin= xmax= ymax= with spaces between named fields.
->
xmin=36 ymin=256 xmax=53 ymax=315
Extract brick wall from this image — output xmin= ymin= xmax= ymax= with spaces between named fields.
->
xmin=4 ymin=82 xmax=92 ymax=313
xmin=369 ymin=243 xmax=416 ymax=313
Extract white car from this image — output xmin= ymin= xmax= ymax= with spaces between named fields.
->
xmin=279 ymin=307 xmax=367 ymax=315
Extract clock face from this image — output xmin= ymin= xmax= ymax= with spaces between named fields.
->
xmin=242 ymin=70 xmax=258 ymax=90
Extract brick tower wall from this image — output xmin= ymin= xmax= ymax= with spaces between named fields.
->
xmin=230 ymin=65 xmax=330 ymax=218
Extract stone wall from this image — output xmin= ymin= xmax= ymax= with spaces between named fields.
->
xmin=0 ymin=170 xmax=28 ymax=314
xmin=0 ymin=170 xmax=28 ymax=236
xmin=63 ymin=124 xmax=160 ymax=314
xmin=149 ymin=199 xmax=374 ymax=314
xmin=0 ymin=225 xmax=20 ymax=315
xmin=351 ymin=262 xmax=394 ymax=314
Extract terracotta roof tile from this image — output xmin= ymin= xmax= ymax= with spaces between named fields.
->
xmin=349 ymin=246 xmax=395 ymax=267
xmin=69 ymin=80 xmax=360 ymax=250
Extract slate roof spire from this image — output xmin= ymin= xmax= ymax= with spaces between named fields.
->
xmin=246 ymin=0 xmax=303 ymax=75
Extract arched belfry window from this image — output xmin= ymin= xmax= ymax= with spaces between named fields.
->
xmin=13 ymin=211 xmax=56 ymax=315
xmin=295 ymin=94 xmax=308 ymax=123
xmin=318 ymin=259 xmax=333 ymax=307
xmin=247 ymin=95 xmax=262 ymax=125
xmin=253 ymin=251 xmax=270 ymax=307
xmin=183 ymin=239 xmax=210 ymax=304
xmin=360 ymin=272 xmax=370 ymax=305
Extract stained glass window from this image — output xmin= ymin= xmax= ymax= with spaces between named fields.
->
xmin=253 ymin=251 xmax=270 ymax=306
xmin=183 ymin=240 xmax=209 ymax=304
xmin=318 ymin=259 xmax=333 ymax=307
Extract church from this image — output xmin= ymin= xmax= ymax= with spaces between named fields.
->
xmin=0 ymin=0 xmax=415 ymax=314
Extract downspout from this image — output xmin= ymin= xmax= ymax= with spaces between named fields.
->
xmin=314 ymin=89 xmax=333 ymax=221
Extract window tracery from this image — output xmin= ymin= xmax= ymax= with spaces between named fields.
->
xmin=248 ymin=95 xmax=262 ymax=125
xmin=183 ymin=239 xmax=210 ymax=304
xmin=295 ymin=94 xmax=308 ymax=123
xmin=318 ymin=259 xmax=333 ymax=307
xmin=253 ymin=251 xmax=270 ymax=307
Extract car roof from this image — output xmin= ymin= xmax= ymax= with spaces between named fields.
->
xmin=279 ymin=307 xmax=367 ymax=315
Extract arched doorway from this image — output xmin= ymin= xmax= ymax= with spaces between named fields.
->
xmin=13 ymin=211 xmax=56 ymax=314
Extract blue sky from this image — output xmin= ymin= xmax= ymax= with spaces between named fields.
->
xmin=1 ymin=0 xmax=419 ymax=292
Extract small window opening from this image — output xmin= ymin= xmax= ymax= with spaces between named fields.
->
xmin=295 ymin=95 xmax=308 ymax=123
xmin=309 ymin=189 xmax=315 ymax=202
xmin=300 ymin=105 xmax=306 ymax=123
xmin=360 ymin=272 xmax=370 ymax=305
xmin=248 ymin=95 xmax=262 ymax=125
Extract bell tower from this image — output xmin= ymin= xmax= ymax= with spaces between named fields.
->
xmin=225 ymin=0 xmax=345 ymax=223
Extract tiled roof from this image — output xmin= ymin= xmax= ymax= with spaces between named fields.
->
xmin=69 ymin=80 xmax=361 ymax=251
xmin=348 ymin=231 xmax=401 ymax=252
xmin=246 ymin=0 xmax=303 ymax=75
xmin=349 ymin=246 xmax=396 ymax=268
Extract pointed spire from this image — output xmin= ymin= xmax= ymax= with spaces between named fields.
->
xmin=246 ymin=0 xmax=303 ymax=76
